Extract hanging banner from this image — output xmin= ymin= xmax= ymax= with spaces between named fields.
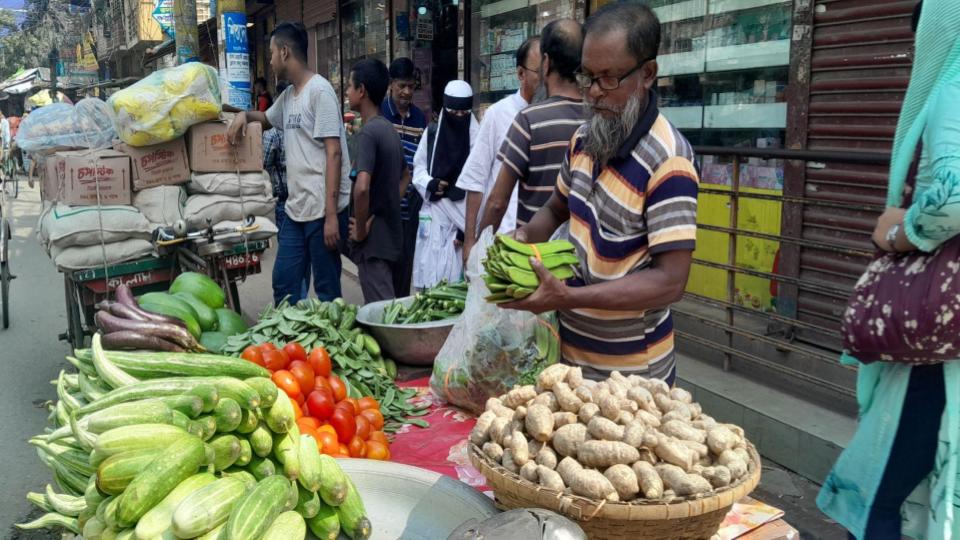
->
xmin=153 ymin=0 xmax=175 ymax=39
xmin=218 ymin=11 xmax=251 ymax=110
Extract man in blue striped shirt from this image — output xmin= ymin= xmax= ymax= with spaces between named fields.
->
xmin=381 ymin=58 xmax=428 ymax=297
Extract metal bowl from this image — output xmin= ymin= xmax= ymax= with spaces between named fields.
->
xmin=338 ymin=458 xmax=497 ymax=540
xmin=356 ymin=296 xmax=460 ymax=366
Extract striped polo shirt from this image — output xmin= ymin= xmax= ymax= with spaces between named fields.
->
xmin=497 ymin=96 xmax=587 ymax=225
xmin=555 ymin=94 xmax=699 ymax=382
xmin=381 ymin=97 xmax=428 ymax=220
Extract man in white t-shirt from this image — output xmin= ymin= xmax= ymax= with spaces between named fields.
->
xmin=461 ymin=36 xmax=541 ymax=264
xmin=229 ymin=22 xmax=352 ymax=304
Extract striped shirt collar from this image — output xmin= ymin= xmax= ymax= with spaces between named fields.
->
xmin=613 ymin=90 xmax=660 ymax=161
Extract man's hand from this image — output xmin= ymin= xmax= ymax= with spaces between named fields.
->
xmin=501 ymin=258 xmax=569 ymax=314
xmin=348 ymin=216 xmax=375 ymax=243
xmin=227 ymin=111 xmax=248 ymax=146
xmin=462 ymin=236 xmax=476 ymax=267
xmin=324 ymin=215 xmax=340 ymax=249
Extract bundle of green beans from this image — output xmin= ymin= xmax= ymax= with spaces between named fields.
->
xmin=382 ymin=281 xmax=468 ymax=324
xmin=483 ymin=235 xmax=578 ymax=303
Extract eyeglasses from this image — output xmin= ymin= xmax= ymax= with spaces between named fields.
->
xmin=519 ymin=65 xmax=540 ymax=75
xmin=575 ymin=58 xmax=653 ymax=91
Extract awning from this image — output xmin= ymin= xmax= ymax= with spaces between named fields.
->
xmin=0 ymin=68 xmax=51 ymax=94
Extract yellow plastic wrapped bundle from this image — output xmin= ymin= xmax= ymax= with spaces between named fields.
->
xmin=109 ymin=62 xmax=221 ymax=147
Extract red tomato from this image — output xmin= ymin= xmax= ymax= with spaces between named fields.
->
xmin=263 ymin=350 xmax=287 ymax=371
xmin=354 ymin=414 xmax=371 ymax=440
xmin=297 ymin=417 xmax=321 ymax=431
xmin=259 ymin=342 xmax=277 ymax=352
xmin=336 ymin=443 xmax=351 ymax=458
xmin=313 ymin=376 xmax=332 ymax=396
xmin=306 ymin=390 xmax=336 ymax=420
xmin=360 ymin=408 xmax=385 ymax=431
xmin=348 ymin=436 xmax=366 ymax=458
xmin=289 ymin=361 xmax=316 ymax=395
xmin=368 ymin=431 xmax=389 ymax=446
xmin=330 ymin=408 xmax=357 ymax=443
xmin=317 ymin=431 xmax=339 ymax=455
xmin=309 ymin=347 xmax=333 ymax=377
xmin=365 ymin=440 xmax=390 ymax=460
xmin=328 ymin=375 xmax=347 ymax=402
xmin=283 ymin=342 xmax=307 ymax=363
xmin=271 ymin=370 xmax=302 ymax=400
xmin=358 ymin=397 xmax=380 ymax=411
xmin=335 ymin=399 xmax=358 ymax=416
xmin=241 ymin=345 xmax=265 ymax=366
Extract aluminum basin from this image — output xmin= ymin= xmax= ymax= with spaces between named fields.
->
xmin=356 ymin=296 xmax=460 ymax=366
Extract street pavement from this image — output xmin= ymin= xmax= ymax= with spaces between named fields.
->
xmin=0 ymin=180 xmax=363 ymax=536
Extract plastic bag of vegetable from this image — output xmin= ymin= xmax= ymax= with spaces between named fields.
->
xmin=16 ymin=99 xmax=116 ymax=154
xmin=109 ymin=62 xmax=221 ymax=147
xmin=430 ymin=228 xmax=559 ymax=415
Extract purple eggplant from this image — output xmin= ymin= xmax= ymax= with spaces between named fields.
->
xmin=100 ymin=330 xmax=186 ymax=352
xmin=114 ymin=283 xmax=187 ymax=329
xmin=94 ymin=310 xmax=200 ymax=351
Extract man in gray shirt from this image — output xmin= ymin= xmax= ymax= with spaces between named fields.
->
xmin=229 ymin=22 xmax=352 ymax=304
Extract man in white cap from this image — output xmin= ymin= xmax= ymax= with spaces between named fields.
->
xmin=411 ymin=80 xmax=480 ymax=289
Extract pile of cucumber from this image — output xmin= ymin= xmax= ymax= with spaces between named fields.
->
xmin=483 ymin=235 xmax=578 ymax=303
xmin=95 ymin=273 xmax=248 ymax=354
xmin=18 ymin=334 xmax=371 ymax=539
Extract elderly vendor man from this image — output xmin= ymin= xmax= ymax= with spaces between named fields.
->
xmin=503 ymin=3 xmax=699 ymax=386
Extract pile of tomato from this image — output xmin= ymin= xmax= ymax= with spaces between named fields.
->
xmin=240 ymin=341 xmax=391 ymax=461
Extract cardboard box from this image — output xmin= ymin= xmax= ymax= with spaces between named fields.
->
xmin=188 ymin=121 xmax=263 ymax=173
xmin=42 ymin=154 xmax=67 ymax=202
xmin=60 ymin=149 xmax=132 ymax=206
xmin=114 ymin=138 xmax=190 ymax=191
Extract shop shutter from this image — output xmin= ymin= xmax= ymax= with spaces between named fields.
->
xmin=275 ymin=0 xmax=301 ymax=23
xmin=788 ymin=0 xmax=913 ymax=338
xmin=304 ymin=0 xmax=336 ymax=26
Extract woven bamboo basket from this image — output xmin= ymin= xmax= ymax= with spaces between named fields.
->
xmin=469 ymin=443 xmax=762 ymax=540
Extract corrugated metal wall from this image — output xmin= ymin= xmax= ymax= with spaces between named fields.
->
xmin=275 ymin=0 xmax=301 ymax=23
xmin=304 ymin=0 xmax=336 ymax=26
xmin=789 ymin=0 xmax=914 ymax=337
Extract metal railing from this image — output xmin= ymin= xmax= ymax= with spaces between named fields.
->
xmin=680 ymin=145 xmax=890 ymax=402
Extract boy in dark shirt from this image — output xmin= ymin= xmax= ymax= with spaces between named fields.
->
xmin=347 ymin=59 xmax=411 ymax=303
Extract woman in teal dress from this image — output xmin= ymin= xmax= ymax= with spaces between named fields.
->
xmin=817 ymin=1 xmax=960 ymax=538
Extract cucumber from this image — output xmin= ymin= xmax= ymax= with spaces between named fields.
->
xmin=216 ymin=308 xmax=248 ymax=336
xmin=336 ymin=476 xmax=371 ymax=540
xmin=196 ymin=523 xmax=226 ymax=539
xmin=295 ymin=485 xmax=321 ymax=519
xmin=138 ymin=293 xmax=202 ymax=338
xmin=236 ymin=439 xmax=253 ymax=467
xmin=247 ymin=456 xmax=276 ymax=480
xmin=170 ymin=271 xmax=226 ymax=309
xmin=236 ymin=408 xmax=259 ymax=434
xmin=209 ymin=434 xmax=242 ymax=471
xmin=174 ymin=292 xmax=219 ymax=331
xmin=73 ymin=349 xmax=270 ymax=379
xmin=96 ymin=448 xmax=161 ymax=495
xmin=171 ymin=410 xmax=192 ymax=429
xmin=220 ymin=469 xmax=257 ymax=489
xmin=91 ymin=333 xmax=140 ymax=389
xmin=273 ymin=425 xmax=301 ymax=481
xmin=83 ymin=515 xmax=106 ymax=538
xmin=101 ymin=495 xmax=123 ymax=529
xmin=306 ymin=502 xmax=340 ymax=540
xmin=262 ymin=510 xmax=307 ymax=540
xmin=77 ymin=378 xmax=220 ymax=415
xmin=249 ymin=421 xmax=274 ymax=457
xmin=317 ymin=454 xmax=348 ymax=506
xmin=92 ymin=424 xmax=190 ymax=463
xmin=84 ymin=476 xmax=105 ymax=510
xmin=191 ymin=385 xmax=220 ymax=413
xmin=172 ymin=476 xmax=248 ymax=538
xmin=116 ymin=435 xmax=206 ymax=528
xmin=83 ymin=400 xmax=173 ymax=434
xmin=157 ymin=395 xmax=205 ymax=418
xmin=265 ymin=390 xmax=295 ymax=433
xmin=298 ymin=434 xmax=322 ymax=492
xmin=224 ymin=475 xmax=291 ymax=540
xmin=194 ymin=415 xmax=218 ymax=441
xmin=243 ymin=377 xmax=278 ymax=408
xmin=134 ymin=472 xmax=216 ymax=540
xmin=174 ymin=376 xmax=260 ymax=409
xmin=214 ymin=397 xmax=242 ymax=432
xmin=199 ymin=331 xmax=229 ymax=353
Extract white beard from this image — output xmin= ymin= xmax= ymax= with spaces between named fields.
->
xmin=582 ymin=93 xmax=643 ymax=164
